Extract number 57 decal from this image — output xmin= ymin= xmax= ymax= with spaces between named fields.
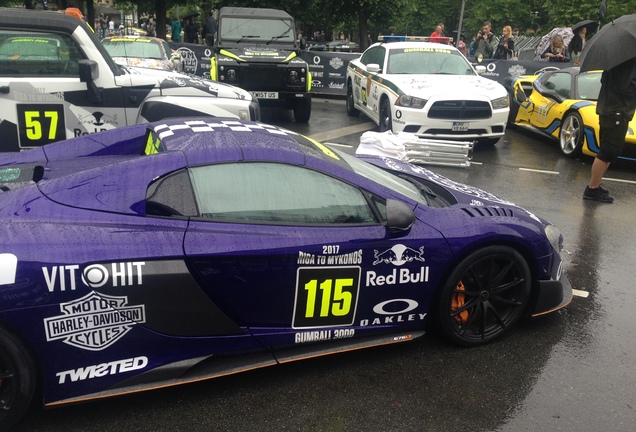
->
xmin=17 ymin=104 xmax=66 ymax=148
xmin=293 ymin=267 xmax=360 ymax=329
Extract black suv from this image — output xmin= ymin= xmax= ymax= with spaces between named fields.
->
xmin=212 ymin=7 xmax=312 ymax=122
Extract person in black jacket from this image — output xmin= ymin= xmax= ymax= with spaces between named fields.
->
xmin=584 ymin=58 xmax=636 ymax=202
xmin=569 ymin=27 xmax=587 ymax=64
xmin=185 ymin=18 xmax=199 ymax=44
xmin=494 ymin=25 xmax=515 ymax=59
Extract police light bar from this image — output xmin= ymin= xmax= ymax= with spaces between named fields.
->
xmin=378 ymin=35 xmax=454 ymax=43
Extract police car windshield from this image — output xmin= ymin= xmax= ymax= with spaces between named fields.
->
xmin=387 ymin=48 xmax=474 ymax=75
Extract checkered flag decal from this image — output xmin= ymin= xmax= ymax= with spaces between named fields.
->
xmin=153 ymin=120 xmax=297 ymax=140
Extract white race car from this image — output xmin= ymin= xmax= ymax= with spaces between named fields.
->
xmin=346 ymin=39 xmax=509 ymax=145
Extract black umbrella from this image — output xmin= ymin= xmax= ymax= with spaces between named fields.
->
xmin=182 ymin=11 xmax=200 ymax=20
xmin=580 ymin=14 xmax=636 ymax=71
xmin=571 ymin=19 xmax=598 ymax=35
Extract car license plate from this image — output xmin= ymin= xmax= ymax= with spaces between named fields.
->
xmin=253 ymin=91 xmax=279 ymax=99
xmin=452 ymin=122 xmax=469 ymax=132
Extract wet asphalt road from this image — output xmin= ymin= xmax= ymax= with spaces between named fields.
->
xmin=18 ymin=98 xmax=636 ymax=432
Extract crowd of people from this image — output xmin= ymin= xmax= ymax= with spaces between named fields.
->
xmin=94 ymin=11 xmax=217 ymax=46
xmin=461 ymin=19 xmax=591 ymax=64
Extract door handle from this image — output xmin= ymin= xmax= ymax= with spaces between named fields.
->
xmin=0 ymin=86 xmax=9 ymax=94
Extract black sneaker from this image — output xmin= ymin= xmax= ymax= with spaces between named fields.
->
xmin=583 ymin=186 xmax=614 ymax=203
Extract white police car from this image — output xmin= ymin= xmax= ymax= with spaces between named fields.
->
xmin=346 ymin=37 xmax=509 ymax=145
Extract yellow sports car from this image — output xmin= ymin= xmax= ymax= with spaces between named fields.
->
xmin=510 ymin=67 xmax=636 ymax=160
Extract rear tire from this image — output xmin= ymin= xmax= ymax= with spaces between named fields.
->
xmin=293 ymin=97 xmax=312 ymax=123
xmin=0 ymin=327 xmax=37 ymax=432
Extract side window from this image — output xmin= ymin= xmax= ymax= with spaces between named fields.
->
xmin=576 ymin=74 xmax=601 ymax=100
xmin=360 ymin=47 xmax=377 ymax=66
xmin=146 ymin=169 xmax=198 ymax=217
xmin=543 ymin=73 xmax=571 ymax=99
xmin=360 ymin=47 xmax=385 ymax=71
xmin=0 ymin=30 xmax=84 ymax=77
xmin=189 ymin=162 xmax=378 ymax=225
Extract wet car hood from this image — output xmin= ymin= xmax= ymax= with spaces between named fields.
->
xmin=358 ymin=154 xmax=548 ymax=226
xmin=123 ymin=66 xmax=253 ymax=100
xmin=386 ymin=74 xmax=507 ymax=100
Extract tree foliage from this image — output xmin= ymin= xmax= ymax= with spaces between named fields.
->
xmin=2 ymin=0 xmax=635 ymax=45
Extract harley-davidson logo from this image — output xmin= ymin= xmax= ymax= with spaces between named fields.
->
xmin=44 ymin=292 xmax=145 ymax=351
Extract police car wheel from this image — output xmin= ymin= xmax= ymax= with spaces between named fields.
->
xmin=436 ymin=246 xmax=531 ymax=347
xmin=379 ymin=97 xmax=392 ymax=132
xmin=0 ymin=326 xmax=37 ymax=430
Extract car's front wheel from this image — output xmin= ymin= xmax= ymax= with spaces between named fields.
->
xmin=0 ymin=326 xmax=37 ymax=431
xmin=559 ymin=112 xmax=584 ymax=157
xmin=379 ymin=97 xmax=392 ymax=132
xmin=436 ymin=246 xmax=531 ymax=346
xmin=346 ymin=81 xmax=360 ymax=116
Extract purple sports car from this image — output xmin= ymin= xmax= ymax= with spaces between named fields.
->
xmin=0 ymin=118 xmax=572 ymax=429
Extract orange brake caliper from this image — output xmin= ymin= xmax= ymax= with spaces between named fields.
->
xmin=452 ymin=281 xmax=469 ymax=325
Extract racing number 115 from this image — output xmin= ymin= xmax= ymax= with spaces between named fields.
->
xmin=293 ymin=267 xmax=360 ymax=328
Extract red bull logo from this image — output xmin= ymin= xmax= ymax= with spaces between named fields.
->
xmin=372 ymin=244 xmax=425 ymax=266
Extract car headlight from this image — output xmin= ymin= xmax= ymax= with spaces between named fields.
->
xmin=219 ymin=66 xmax=238 ymax=82
xmin=396 ymin=95 xmax=427 ymax=109
xmin=288 ymin=68 xmax=306 ymax=84
xmin=544 ymin=223 xmax=563 ymax=255
xmin=491 ymin=95 xmax=509 ymax=110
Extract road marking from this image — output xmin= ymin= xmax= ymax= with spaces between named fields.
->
xmin=309 ymin=122 xmax=376 ymax=142
xmin=572 ymin=289 xmax=589 ymax=298
xmin=602 ymin=177 xmax=636 ymax=185
xmin=519 ymin=167 xmax=560 ymax=175
xmin=324 ymin=142 xmax=353 ymax=148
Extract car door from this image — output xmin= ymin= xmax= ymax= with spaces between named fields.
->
xmin=181 ymin=161 xmax=446 ymax=352
xmin=0 ymin=28 xmax=128 ymax=152
xmin=353 ymin=47 xmax=385 ymax=120
xmin=528 ymin=71 xmax=572 ymax=130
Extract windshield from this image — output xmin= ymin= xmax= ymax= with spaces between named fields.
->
xmin=102 ymin=39 xmax=164 ymax=60
xmin=220 ymin=17 xmax=295 ymax=43
xmin=387 ymin=47 xmax=474 ymax=75
xmin=333 ymin=150 xmax=429 ymax=205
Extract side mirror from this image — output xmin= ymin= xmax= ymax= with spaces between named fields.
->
xmin=474 ymin=65 xmax=486 ymax=75
xmin=366 ymin=63 xmax=380 ymax=73
xmin=79 ymin=59 xmax=99 ymax=82
xmin=79 ymin=59 xmax=103 ymax=103
xmin=386 ymin=199 xmax=415 ymax=233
